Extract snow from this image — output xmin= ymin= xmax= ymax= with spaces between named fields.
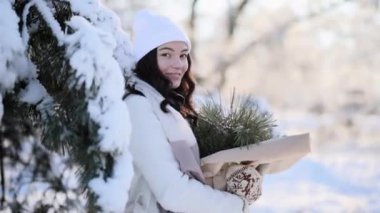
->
xmin=19 ymin=140 xmax=34 ymax=162
xmin=16 ymin=64 xmax=54 ymax=119
xmin=3 ymin=135 xmax=86 ymax=212
xmin=317 ymin=30 xmax=337 ymax=49
xmin=0 ymin=0 xmax=28 ymax=91
xmin=69 ymin=0 xmax=101 ymax=22
xmin=19 ymin=79 xmax=49 ymax=104
xmin=64 ymin=1 xmax=134 ymax=210
xmin=17 ymin=182 xmax=51 ymax=205
xmin=0 ymin=95 xmax=3 ymax=119
xmin=335 ymin=1 xmax=358 ymax=17
xmin=113 ymin=31 xmax=134 ymax=77
xmin=89 ymin=151 xmax=134 ymax=212
xmin=22 ymin=2 xmax=33 ymax=46
xmin=2 ymin=0 xmax=135 ymax=211
xmin=69 ymin=0 xmax=134 ymax=76
xmin=49 ymin=153 xmax=81 ymax=190
xmin=251 ymin=155 xmax=380 ymax=212
xmin=32 ymin=0 xmax=65 ymax=44
xmin=65 ymin=15 xmax=130 ymax=153
xmin=250 ymin=111 xmax=380 ymax=212
xmin=0 ymin=0 xmax=30 ymax=123
xmin=65 ymin=16 xmax=110 ymax=89
xmin=313 ymin=150 xmax=380 ymax=189
xmin=290 ymin=0 xmax=309 ymax=18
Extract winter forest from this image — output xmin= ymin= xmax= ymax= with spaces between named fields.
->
xmin=1 ymin=0 xmax=379 ymax=212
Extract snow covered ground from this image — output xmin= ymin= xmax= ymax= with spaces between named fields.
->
xmin=251 ymin=111 xmax=380 ymax=212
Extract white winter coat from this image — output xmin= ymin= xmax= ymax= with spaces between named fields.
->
xmin=124 ymin=77 xmax=246 ymax=213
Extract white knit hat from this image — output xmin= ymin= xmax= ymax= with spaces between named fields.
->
xmin=132 ymin=10 xmax=191 ymax=63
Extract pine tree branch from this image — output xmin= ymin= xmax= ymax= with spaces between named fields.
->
xmin=23 ymin=1 xmax=110 ymax=211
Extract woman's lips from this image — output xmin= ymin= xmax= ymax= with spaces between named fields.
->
xmin=167 ymin=73 xmax=181 ymax=80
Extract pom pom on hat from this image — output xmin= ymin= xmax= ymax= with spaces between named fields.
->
xmin=132 ymin=10 xmax=191 ymax=63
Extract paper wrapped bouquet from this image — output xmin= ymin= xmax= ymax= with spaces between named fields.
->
xmin=193 ymin=95 xmax=311 ymax=190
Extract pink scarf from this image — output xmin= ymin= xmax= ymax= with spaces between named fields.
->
xmin=128 ymin=76 xmax=205 ymax=183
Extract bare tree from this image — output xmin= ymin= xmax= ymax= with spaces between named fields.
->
xmin=227 ymin=0 xmax=251 ymax=39
xmin=189 ymin=0 xmax=200 ymax=60
xmin=210 ymin=0 xmax=353 ymax=90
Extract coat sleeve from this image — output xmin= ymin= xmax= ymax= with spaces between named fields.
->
xmin=126 ymin=95 xmax=246 ymax=213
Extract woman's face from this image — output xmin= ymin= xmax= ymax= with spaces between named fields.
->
xmin=157 ymin=41 xmax=189 ymax=88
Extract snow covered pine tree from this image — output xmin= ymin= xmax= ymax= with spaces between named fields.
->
xmin=0 ymin=0 xmax=134 ymax=211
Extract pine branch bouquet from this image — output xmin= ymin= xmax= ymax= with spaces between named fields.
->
xmin=192 ymin=93 xmax=311 ymax=204
xmin=193 ymin=93 xmax=280 ymax=201
xmin=194 ymin=94 xmax=279 ymax=159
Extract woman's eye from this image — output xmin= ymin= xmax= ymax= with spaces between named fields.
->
xmin=160 ymin=53 xmax=170 ymax=57
xmin=180 ymin=54 xmax=188 ymax=59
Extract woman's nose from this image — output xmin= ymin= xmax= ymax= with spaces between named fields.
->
xmin=171 ymin=57 xmax=183 ymax=68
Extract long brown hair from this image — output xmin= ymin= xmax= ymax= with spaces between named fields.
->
xmin=129 ymin=48 xmax=198 ymax=123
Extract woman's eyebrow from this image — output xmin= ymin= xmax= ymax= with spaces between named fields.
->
xmin=158 ymin=47 xmax=189 ymax=52
xmin=158 ymin=47 xmax=174 ymax=51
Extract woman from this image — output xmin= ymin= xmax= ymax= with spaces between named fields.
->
xmin=124 ymin=10 xmax=260 ymax=213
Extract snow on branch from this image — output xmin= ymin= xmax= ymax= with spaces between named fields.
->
xmin=2 ymin=136 xmax=85 ymax=212
xmin=69 ymin=0 xmax=134 ymax=77
xmin=2 ymin=0 xmax=134 ymax=211
xmin=32 ymin=0 xmax=65 ymax=44
xmin=65 ymin=13 xmax=133 ymax=212
xmin=0 ymin=96 xmax=3 ymax=119
xmin=0 ymin=0 xmax=29 ymax=93
xmin=1 ymin=0 xmax=51 ymax=117
xmin=65 ymin=16 xmax=130 ymax=153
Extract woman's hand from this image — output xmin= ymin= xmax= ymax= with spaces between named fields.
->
xmin=225 ymin=164 xmax=263 ymax=205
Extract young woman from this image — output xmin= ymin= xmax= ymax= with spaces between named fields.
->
xmin=124 ymin=10 xmax=260 ymax=213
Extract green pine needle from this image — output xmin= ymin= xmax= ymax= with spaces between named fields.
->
xmin=194 ymin=94 xmax=278 ymax=158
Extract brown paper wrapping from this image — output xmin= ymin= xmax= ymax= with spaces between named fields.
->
xmin=200 ymin=133 xmax=311 ymax=189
